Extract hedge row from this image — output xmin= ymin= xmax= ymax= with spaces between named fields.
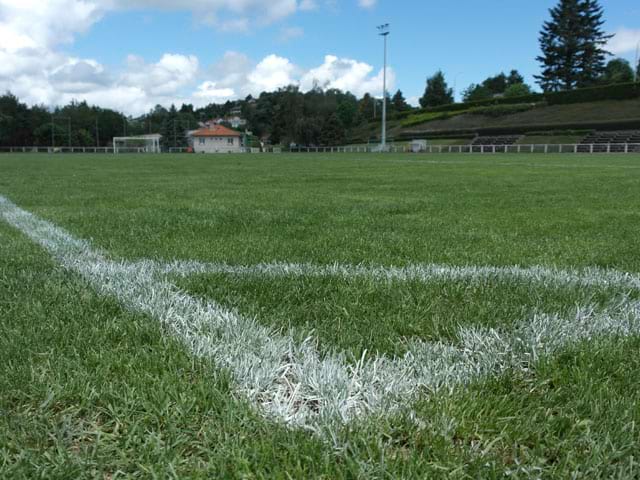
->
xmin=545 ymin=82 xmax=640 ymax=105
xmin=396 ymin=118 xmax=640 ymax=141
xmin=396 ymin=82 xmax=640 ymax=123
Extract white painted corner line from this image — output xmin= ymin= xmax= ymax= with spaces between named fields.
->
xmin=1 ymin=194 xmax=639 ymax=435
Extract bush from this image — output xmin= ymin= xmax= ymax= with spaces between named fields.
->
xmin=545 ymin=82 xmax=640 ymax=105
xmin=504 ymin=83 xmax=533 ymax=98
xmin=401 ymin=111 xmax=463 ymax=128
xmin=468 ymin=103 xmax=536 ymax=117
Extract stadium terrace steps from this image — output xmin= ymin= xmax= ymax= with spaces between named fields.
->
xmin=471 ymin=135 xmax=523 ymax=146
xmin=577 ymin=130 xmax=640 ymax=153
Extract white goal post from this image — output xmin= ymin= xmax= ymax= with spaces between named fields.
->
xmin=113 ymin=134 xmax=161 ymax=154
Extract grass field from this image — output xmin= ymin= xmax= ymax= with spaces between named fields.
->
xmin=2 ymin=152 xmax=640 ymax=478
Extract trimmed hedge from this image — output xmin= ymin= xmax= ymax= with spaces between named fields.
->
xmin=396 ymin=118 xmax=640 ymax=141
xmin=390 ymin=82 xmax=640 ymax=126
xmin=467 ymin=103 xmax=536 ymax=117
xmin=545 ymin=82 xmax=640 ymax=105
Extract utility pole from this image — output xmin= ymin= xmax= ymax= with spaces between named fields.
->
xmin=95 ymin=117 xmax=100 ymax=147
xmin=123 ymin=117 xmax=127 ymax=136
xmin=377 ymin=24 xmax=390 ymax=151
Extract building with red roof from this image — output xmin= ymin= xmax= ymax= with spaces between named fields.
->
xmin=191 ymin=125 xmax=243 ymax=153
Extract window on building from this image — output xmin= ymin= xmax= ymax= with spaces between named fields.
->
xmin=227 ymin=138 xmax=234 ymax=145
xmin=199 ymin=138 xmax=205 ymax=145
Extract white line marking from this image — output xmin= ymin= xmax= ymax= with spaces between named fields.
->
xmin=156 ymin=260 xmax=640 ymax=291
xmin=2 ymin=194 xmax=640 ymax=435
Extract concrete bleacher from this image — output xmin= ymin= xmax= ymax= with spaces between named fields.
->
xmin=577 ymin=130 xmax=640 ymax=153
xmin=470 ymin=135 xmax=522 ymax=152
xmin=471 ymin=135 xmax=522 ymax=146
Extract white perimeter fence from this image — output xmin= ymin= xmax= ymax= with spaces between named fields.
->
xmin=1 ymin=144 xmax=640 ymax=154
xmin=290 ymin=143 xmax=640 ymax=154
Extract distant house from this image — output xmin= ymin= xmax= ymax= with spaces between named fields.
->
xmin=191 ymin=125 xmax=243 ymax=153
xmin=203 ymin=116 xmax=247 ymax=129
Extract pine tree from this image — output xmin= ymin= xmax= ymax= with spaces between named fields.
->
xmin=419 ymin=71 xmax=454 ymax=108
xmin=391 ymin=90 xmax=410 ymax=111
xmin=576 ymin=0 xmax=612 ymax=87
xmin=507 ymin=70 xmax=525 ymax=86
xmin=535 ymin=0 xmax=582 ymax=91
xmin=536 ymin=0 xmax=611 ymax=91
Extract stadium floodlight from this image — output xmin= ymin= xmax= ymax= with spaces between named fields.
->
xmin=377 ymin=23 xmax=390 ymax=151
xmin=635 ymin=42 xmax=639 ymax=83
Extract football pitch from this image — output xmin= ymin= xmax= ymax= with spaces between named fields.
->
xmin=2 ymin=152 xmax=640 ymax=478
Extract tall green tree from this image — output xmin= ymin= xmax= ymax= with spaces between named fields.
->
xmin=601 ymin=58 xmax=634 ymax=84
xmin=507 ymin=70 xmax=525 ymax=86
xmin=504 ymin=83 xmax=533 ymax=98
xmin=320 ymin=113 xmax=345 ymax=146
xmin=462 ymin=84 xmax=492 ymax=103
xmin=391 ymin=90 xmax=410 ymax=111
xmin=576 ymin=0 xmax=612 ymax=87
xmin=419 ymin=71 xmax=454 ymax=108
xmin=160 ymin=105 xmax=187 ymax=150
xmin=359 ymin=93 xmax=375 ymax=120
xmin=536 ymin=0 xmax=611 ymax=91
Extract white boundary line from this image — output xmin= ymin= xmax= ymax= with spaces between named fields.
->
xmin=2 ymin=194 xmax=640 ymax=435
xmin=155 ymin=260 xmax=640 ymax=292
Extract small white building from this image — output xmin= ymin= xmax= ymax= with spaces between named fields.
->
xmin=191 ymin=125 xmax=243 ymax=153
xmin=411 ymin=139 xmax=428 ymax=153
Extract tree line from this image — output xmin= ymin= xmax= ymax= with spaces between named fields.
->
xmin=419 ymin=0 xmax=639 ymax=108
xmin=0 ymin=86 xmax=413 ymax=148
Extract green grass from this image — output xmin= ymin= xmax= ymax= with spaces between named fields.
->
xmin=176 ymin=272 xmax=631 ymax=359
xmin=2 ymin=152 xmax=640 ymax=477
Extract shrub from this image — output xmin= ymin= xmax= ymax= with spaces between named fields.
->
xmin=545 ymin=82 xmax=640 ymax=105
xmin=468 ymin=103 xmax=536 ymax=117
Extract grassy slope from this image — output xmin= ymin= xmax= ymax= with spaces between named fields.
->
xmin=2 ymin=153 xmax=640 ymax=477
xmin=391 ymin=98 xmax=640 ymax=135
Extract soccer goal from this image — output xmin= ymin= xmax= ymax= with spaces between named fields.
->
xmin=113 ymin=134 xmax=161 ymax=154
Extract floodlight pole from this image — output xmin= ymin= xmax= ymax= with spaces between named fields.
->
xmin=635 ymin=42 xmax=639 ymax=83
xmin=378 ymin=24 xmax=390 ymax=151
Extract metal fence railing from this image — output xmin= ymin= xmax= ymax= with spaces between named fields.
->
xmin=289 ymin=144 xmax=640 ymax=154
xmin=2 ymin=144 xmax=640 ymax=154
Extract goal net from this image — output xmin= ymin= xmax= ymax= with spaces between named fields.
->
xmin=113 ymin=134 xmax=161 ymax=154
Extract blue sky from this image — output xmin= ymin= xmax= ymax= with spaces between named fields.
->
xmin=1 ymin=0 xmax=639 ymax=114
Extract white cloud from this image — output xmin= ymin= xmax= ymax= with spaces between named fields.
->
xmin=0 ymin=0 xmax=395 ymax=115
xmin=121 ymin=53 xmax=199 ymax=97
xmin=247 ymin=54 xmax=298 ymax=92
xmin=358 ymin=0 xmax=376 ymax=8
xmin=299 ymin=0 xmax=316 ymax=10
xmin=300 ymin=55 xmax=394 ymax=97
xmin=608 ymin=27 xmax=640 ymax=55
xmin=279 ymin=26 xmax=304 ymax=42
xmin=193 ymin=81 xmax=236 ymax=101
